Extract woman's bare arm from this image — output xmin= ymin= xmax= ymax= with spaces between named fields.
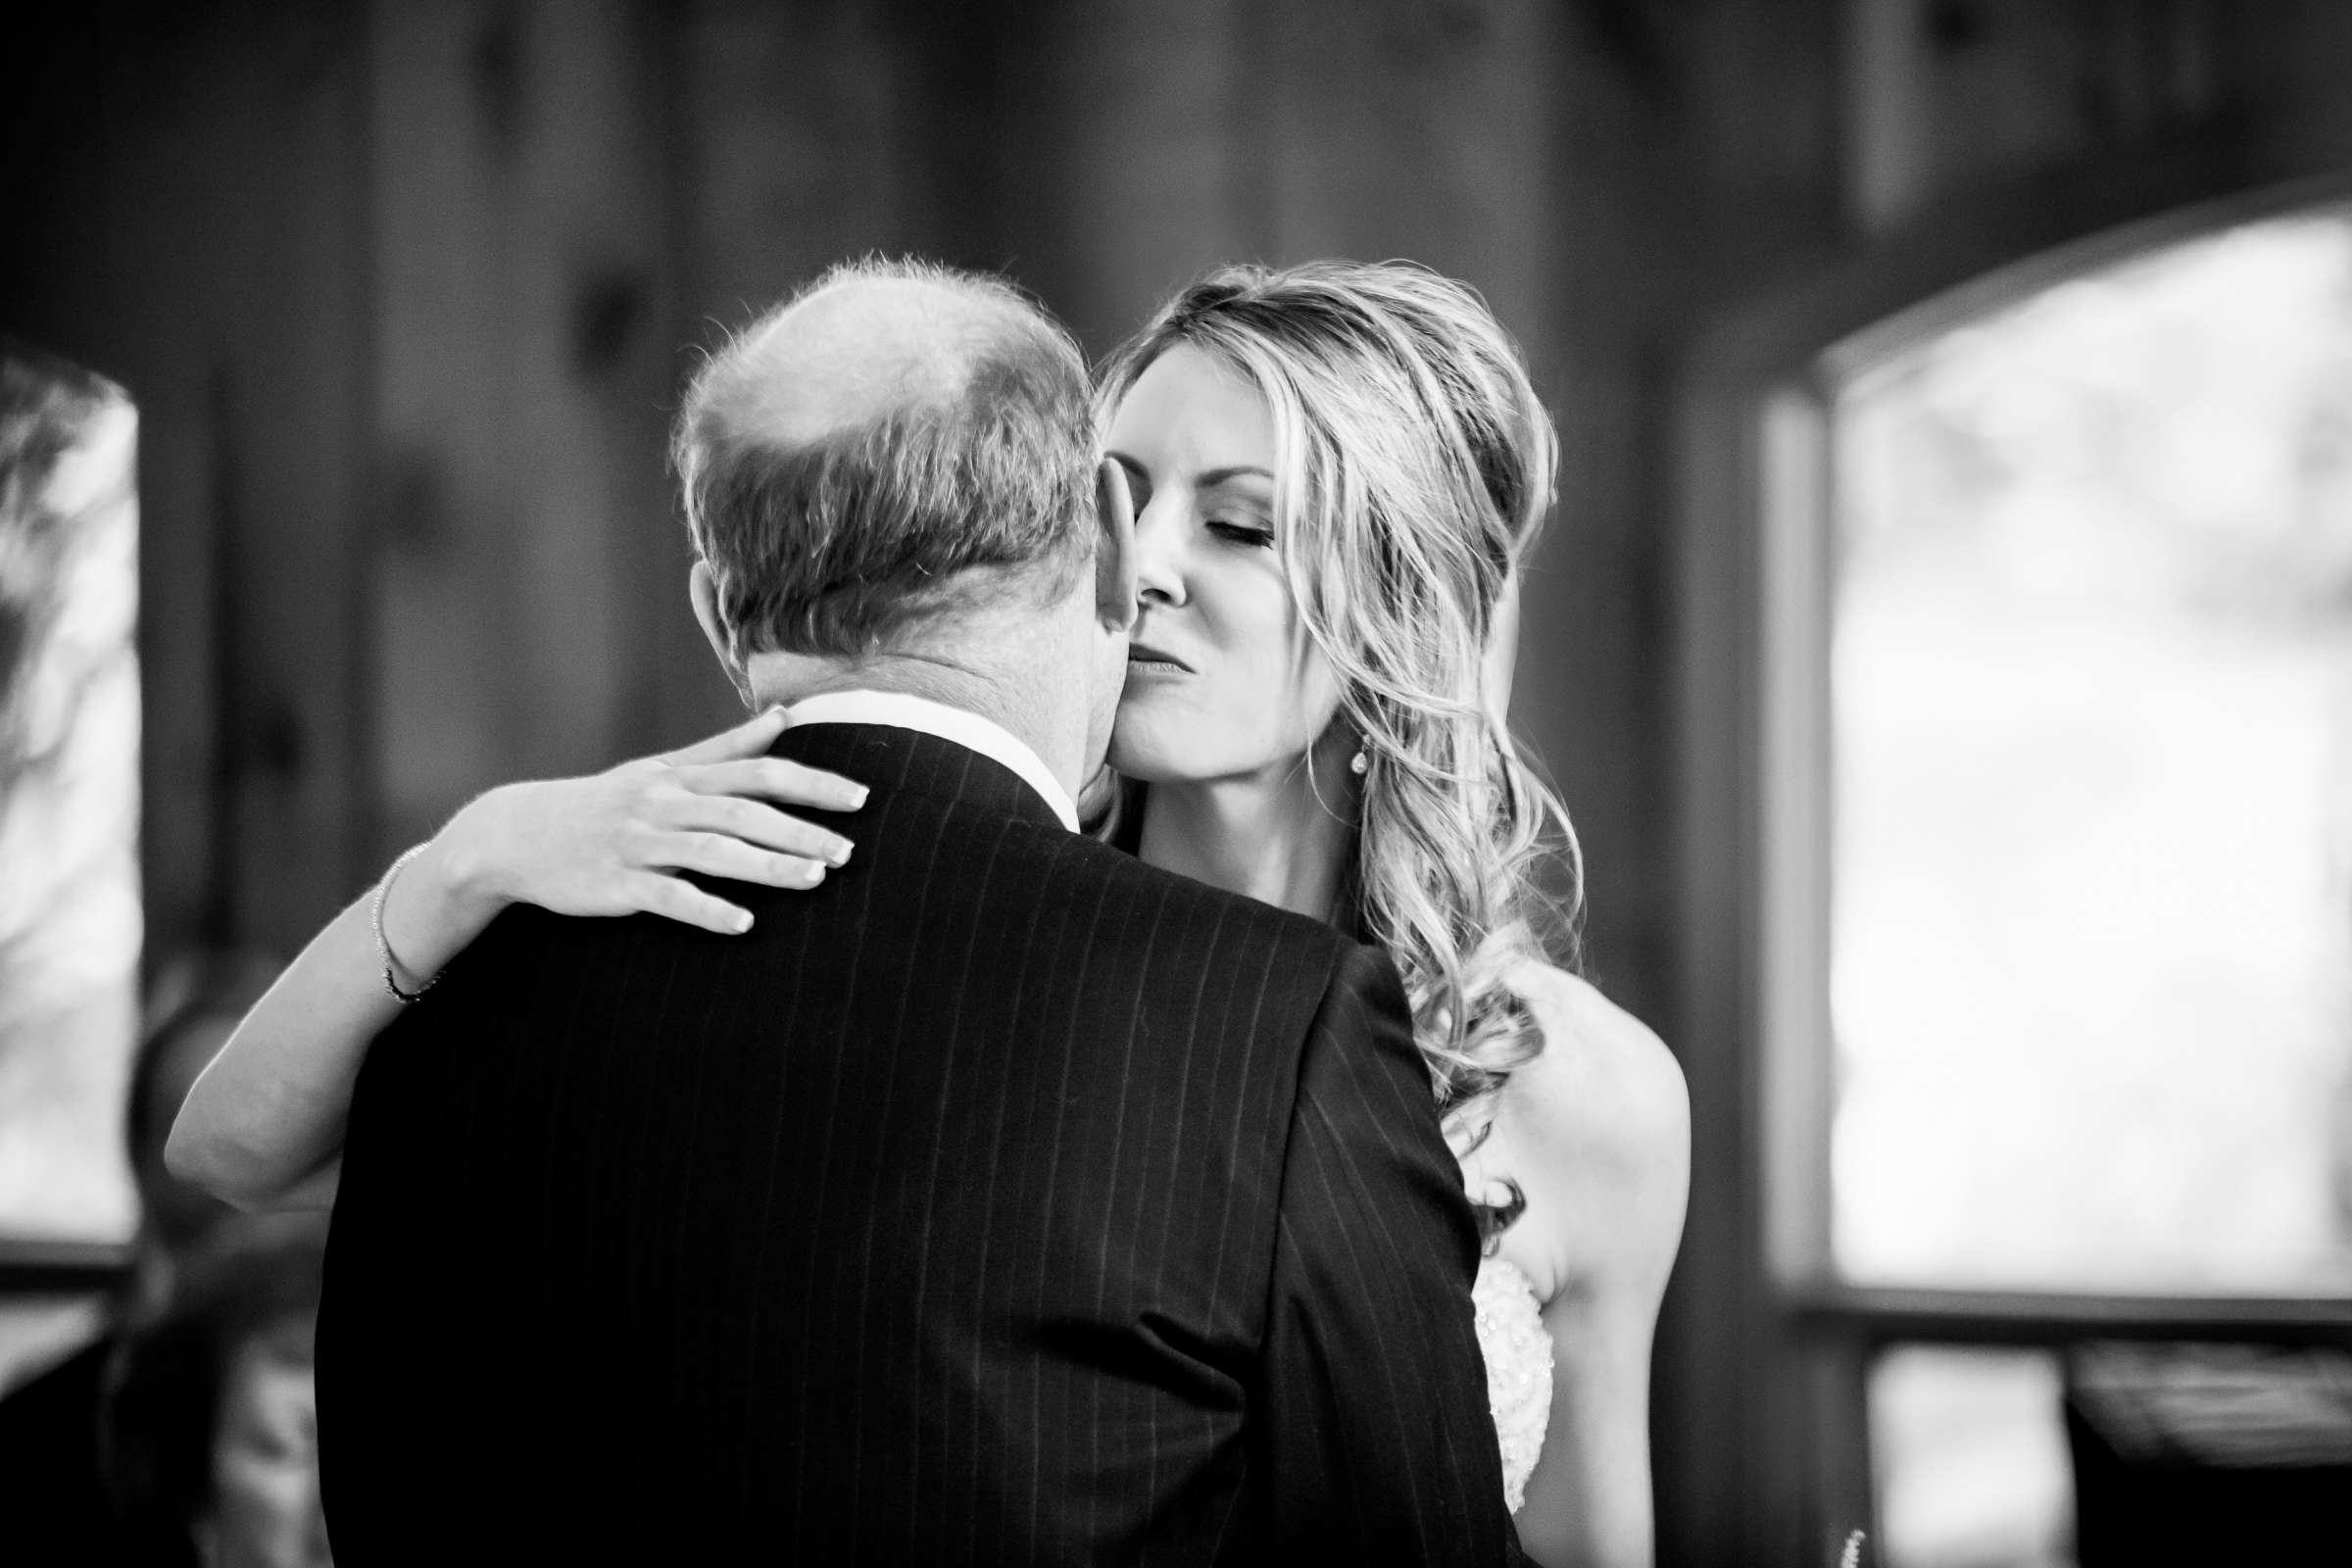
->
xmin=1492 ymin=966 xmax=1690 ymax=1568
xmin=163 ymin=831 xmax=502 ymax=1211
xmin=166 ymin=710 xmax=867 ymax=1210
xmin=1518 ymin=1281 xmax=1671 ymax=1567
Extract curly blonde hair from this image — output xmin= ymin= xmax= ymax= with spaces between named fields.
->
xmin=1098 ymin=261 xmax=1583 ymax=1111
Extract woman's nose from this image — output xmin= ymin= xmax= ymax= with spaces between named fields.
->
xmin=1131 ymin=501 xmax=1188 ymax=608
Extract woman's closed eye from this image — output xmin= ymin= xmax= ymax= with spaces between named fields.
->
xmin=1207 ymin=517 xmax=1275 ymax=548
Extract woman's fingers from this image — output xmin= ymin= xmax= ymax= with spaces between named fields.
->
xmin=624 ymin=872 xmax=757 ymax=935
xmin=666 ymin=794 xmax=854 ymax=866
xmin=678 ymin=757 xmax=867 ymax=812
xmin=658 ymin=831 xmax=830 ymax=890
xmin=481 ymin=716 xmax=865 ymax=938
xmin=658 ymin=707 xmax=791 ymax=768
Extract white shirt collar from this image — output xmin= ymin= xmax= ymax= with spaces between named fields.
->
xmin=782 ymin=689 xmax=1080 ymax=832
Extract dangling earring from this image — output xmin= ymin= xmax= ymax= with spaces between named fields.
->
xmin=1349 ymin=749 xmax=1369 ymax=776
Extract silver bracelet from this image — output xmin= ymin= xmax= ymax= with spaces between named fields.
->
xmin=372 ymin=843 xmax=442 ymax=1004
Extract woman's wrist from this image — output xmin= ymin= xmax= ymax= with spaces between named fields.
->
xmin=379 ymin=798 xmax=514 ymax=978
xmin=432 ymin=789 xmax=525 ymax=912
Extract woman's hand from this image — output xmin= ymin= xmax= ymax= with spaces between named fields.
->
xmin=433 ymin=708 xmax=869 ymax=937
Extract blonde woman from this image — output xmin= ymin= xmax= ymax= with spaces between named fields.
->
xmin=172 ymin=261 xmax=1688 ymax=1566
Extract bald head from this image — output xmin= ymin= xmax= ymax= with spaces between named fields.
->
xmin=674 ymin=259 xmax=1098 ymax=662
xmin=701 ymin=270 xmax=1038 ymax=451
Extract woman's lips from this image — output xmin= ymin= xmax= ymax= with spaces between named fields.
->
xmin=1126 ymin=643 xmax=1193 ymax=676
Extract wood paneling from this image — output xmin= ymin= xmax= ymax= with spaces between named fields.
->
xmin=369 ymin=0 xmax=682 ymax=850
xmin=1 ymin=6 xmax=373 ymax=963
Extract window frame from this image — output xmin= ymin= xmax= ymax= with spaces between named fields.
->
xmin=1667 ymin=158 xmax=2352 ymax=1564
xmin=0 ymin=1239 xmax=129 ymax=1297
xmin=1764 ymin=197 xmax=2352 ymax=1318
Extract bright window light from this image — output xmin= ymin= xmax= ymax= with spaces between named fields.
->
xmin=0 ymin=356 xmax=142 ymax=1251
xmin=1830 ymin=212 xmax=2352 ymax=1294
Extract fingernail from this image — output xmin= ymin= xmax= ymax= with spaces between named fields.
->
xmin=842 ymin=787 xmax=870 ymax=809
xmin=802 ymin=863 xmax=827 ymax=886
xmin=730 ymin=909 xmax=754 ymax=933
xmin=826 ymin=840 xmax=853 ymax=865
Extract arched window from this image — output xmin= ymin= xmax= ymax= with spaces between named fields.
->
xmin=1828 ymin=212 xmax=2352 ymax=1300
xmin=1677 ymin=187 xmax=2352 ymax=1568
xmin=1821 ymin=204 xmax=2352 ymax=1565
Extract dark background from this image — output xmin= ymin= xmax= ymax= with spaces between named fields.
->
xmin=7 ymin=3 xmax=2352 ymax=1562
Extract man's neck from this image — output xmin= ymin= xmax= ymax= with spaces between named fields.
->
xmin=744 ymin=649 xmax=1087 ymax=802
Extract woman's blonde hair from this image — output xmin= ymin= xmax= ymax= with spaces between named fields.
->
xmin=1099 ymin=260 xmax=1583 ymax=1112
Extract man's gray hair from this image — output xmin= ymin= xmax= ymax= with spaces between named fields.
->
xmin=673 ymin=258 xmax=1096 ymax=662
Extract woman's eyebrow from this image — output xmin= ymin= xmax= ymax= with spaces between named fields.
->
xmin=1197 ymin=465 xmax=1273 ymax=487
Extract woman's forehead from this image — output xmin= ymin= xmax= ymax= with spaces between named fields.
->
xmin=1108 ymin=344 xmax=1275 ymax=471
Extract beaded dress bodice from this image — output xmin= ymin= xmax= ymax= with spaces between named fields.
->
xmin=1471 ymin=1254 xmax=1552 ymax=1514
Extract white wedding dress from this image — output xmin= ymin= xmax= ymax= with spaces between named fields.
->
xmin=1472 ymin=1254 xmax=1552 ymax=1513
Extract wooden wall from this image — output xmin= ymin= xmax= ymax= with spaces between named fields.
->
xmin=2 ymin=5 xmax=374 ymax=960
xmin=7 ymin=2 xmax=2352 ymax=1562
xmin=368 ymin=0 xmax=684 ymax=848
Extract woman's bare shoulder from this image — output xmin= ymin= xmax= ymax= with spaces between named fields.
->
xmin=1500 ymin=960 xmax=1690 ymax=1174
xmin=1478 ymin=959 xmax=1691 ymax=1307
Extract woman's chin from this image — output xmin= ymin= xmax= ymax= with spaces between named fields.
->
xmin=1104 ymin=741 xmax=1178 ymax=784
xmin=1106 ymin=723 xmax=1194 ymax=786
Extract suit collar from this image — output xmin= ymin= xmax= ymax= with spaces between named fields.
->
xmin=783 ymin=690 xmax=1079 ymax=832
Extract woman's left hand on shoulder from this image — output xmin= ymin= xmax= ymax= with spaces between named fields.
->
xmin=437 ymin=708 xmax=869 ymax=935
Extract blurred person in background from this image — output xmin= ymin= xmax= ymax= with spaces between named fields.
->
xmin=0 ymin=952 xmax=331 ymax=1566
xmin=107 ymin=1216 xmax=333 ymax=1568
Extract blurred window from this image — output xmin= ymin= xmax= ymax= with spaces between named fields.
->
xmin=1830 ymin=214 xmax=2352 ymax=1296
xmin=1810 ymin=210 xmax=2352 ymax=1568
xmin=0 ymin=349 xmax=142 ymax=1387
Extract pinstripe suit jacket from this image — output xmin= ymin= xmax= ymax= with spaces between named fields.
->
xmin=319 ymin=722 xmax=1520 ymax=1565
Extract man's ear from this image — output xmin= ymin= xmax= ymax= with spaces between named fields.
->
xmin=1093 ymin=458 xmax=1139 ymax=633
xmin=689 ymin=560 xmax=743 ymax=683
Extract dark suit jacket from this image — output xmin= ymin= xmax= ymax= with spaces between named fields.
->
xmin=320 ymin=721 xmax=1517 ymax=1564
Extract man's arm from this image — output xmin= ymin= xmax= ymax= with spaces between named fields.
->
xmin=1251 ymin=941 xmax=1523 ymax=1565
